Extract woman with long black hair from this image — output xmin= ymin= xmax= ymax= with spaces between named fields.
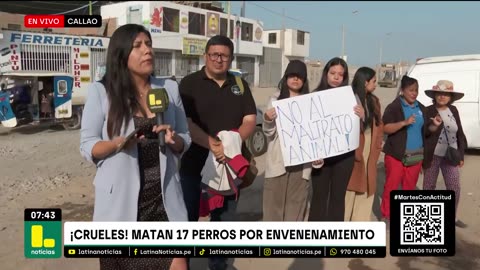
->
xmin=80 ymin=24 xmax=190 ymax=270
xmin=345 ymin=67 xmax=383 ymax=221
xmin=308 ymin=57 xmax=364 ymax=221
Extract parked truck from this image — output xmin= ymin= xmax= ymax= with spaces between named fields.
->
xmin=0 ymin=30 xmax=109 ymax=129
xmin=378 ymin=63 xmax=399 ymax=88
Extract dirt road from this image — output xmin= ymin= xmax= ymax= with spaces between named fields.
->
xmin=0 ymin=86 xmax=479 ymax=270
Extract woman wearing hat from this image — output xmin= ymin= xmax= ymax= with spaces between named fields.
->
xmin=262 ymin=60 xmax=319 ymax=221
xmin=423 ymin=80 xmax=468 ymax=228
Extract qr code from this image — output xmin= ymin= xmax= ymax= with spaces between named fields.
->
xmin=400 ymin=202 xmax=444 ymax=245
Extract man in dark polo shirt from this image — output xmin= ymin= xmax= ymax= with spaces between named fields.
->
xmin=179 ymin=35 xmax=257 ymax=270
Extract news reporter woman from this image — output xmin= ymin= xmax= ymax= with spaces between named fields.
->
xmin=80 ymin=24 xmax=191 ymax=270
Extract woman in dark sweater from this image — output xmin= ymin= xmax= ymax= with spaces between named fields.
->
xmin=380 ymin=76 xmax=442 ymax=222
xmin=422 ymin=80 xmax=467 ymax=228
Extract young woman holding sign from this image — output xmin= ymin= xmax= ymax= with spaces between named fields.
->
xmin=345 ymin=67 xmax=384 ymax=221
xmin=308 ymin=57 xmax=365 ymax=221
xmin=262 ymin=60 xmax=319 ymax=221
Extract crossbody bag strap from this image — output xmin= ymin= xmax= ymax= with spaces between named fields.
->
xmin=437 ymin=108 xmax=451 ymax=147
xmin=234 ymin=76 xmax=244 ymax=95
xmin=443 ymin=125 xmax=451 ymax=146
xmin=224 ymin=163 xmax=239 ymax=201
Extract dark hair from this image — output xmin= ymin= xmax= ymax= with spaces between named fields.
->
xmin=400 ymin=75 xmax=418 ymax=91
xmin=432 ymin=92 xmax=455 ymax=105
xmin=205 ymin=35 xmax=234 ymax=57
xmin=277 ymin=76 xmax=310 ymax=100
xmin=278 ymin=60 xmax=309 ymax=100
xmin=316 ymin=57 xmax=349 ymax=91
xmin=351 ymin=67 xmax=380 ymax=128
xmin=102 ymin=24 xmax=152 ymax=139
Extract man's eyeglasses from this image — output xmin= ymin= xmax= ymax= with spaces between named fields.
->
xmin=207 ymin=53 xmax=231 ymax=62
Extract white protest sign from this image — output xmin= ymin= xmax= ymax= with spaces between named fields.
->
xmin=272 ymin=86 xmax=360 ymax=166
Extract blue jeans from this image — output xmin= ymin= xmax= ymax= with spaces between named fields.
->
xmin=180 ymin=168 xmax=239 ymax=270
xmin=209 ymin=194 xmax=238 ymax=270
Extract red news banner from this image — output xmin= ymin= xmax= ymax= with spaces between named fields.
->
xmin=24 ymin=15 xmax=102 ymax=28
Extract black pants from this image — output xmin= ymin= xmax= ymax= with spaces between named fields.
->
xmin=179 ymin=169 xmax=200 ymax=270
xmin=309 ymin=151 xmax=355 ymax=221
xmin=179 ymin=168 xmax=202 ymax=222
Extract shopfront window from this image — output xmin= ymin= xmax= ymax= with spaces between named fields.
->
xmin=188 ymin=12 xmax=205 ymax=36
xmin=175 ymin=51 xmax=199 ymax=77
xmin=154 ymin=51 xmax=172 ymax=76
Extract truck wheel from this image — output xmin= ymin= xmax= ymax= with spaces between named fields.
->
xmin=63 ymin=109 xmax=82 ymax=130
xmin=246 ymin=126 xmax=268 ymax=157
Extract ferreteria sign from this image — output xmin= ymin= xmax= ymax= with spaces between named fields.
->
xmin=6 ymin=32 xmax=105 ymax=47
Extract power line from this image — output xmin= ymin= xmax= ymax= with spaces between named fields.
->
xmin=246 ymin=2 xmax=304 ymax=23
xmin=30 ymin=1 xmax=97 ymax=6
xmin=54 ymin=1 xmax=99 ymax=15
xmin=1 ymin=2 xmax=63 ymax=11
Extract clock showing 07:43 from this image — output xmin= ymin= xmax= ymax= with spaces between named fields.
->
xmin=24 ymin=208 xmax=62 ymax=258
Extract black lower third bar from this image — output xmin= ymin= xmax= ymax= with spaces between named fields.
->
xmin=63 ymin=246 xmax=386 ymax=258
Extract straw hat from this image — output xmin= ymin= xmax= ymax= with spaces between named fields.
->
xmin=424 ymin=80 xmax=464 ymax=101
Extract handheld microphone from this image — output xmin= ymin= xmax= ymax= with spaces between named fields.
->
xmin=146 ymin=88 xmax=170 ymax=153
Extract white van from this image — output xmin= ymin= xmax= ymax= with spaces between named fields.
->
xmin=407 ymin=54 xmax=480 ymax=149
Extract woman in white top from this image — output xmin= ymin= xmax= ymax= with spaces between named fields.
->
xmin=262 ymin=60 xmax=322 ymax=221
xmin=422 ymin=80 xmax=467 ymax=228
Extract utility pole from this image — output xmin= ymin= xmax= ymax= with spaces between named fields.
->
xmin=341 ymin=11 xmax=358 ymax=61
xmin=379 ymin=40 xmax=383 ymax=66
xmin=89 ymin=1 xmax=92 ymax=15
xmin=227 ymin=1 xmax=231 ymax=38
xmin=379 ymin=32 xmax=391 ymax=65
xmin=281 ymin=8 xmax=285 ymax=48
xmin=241 ymin=1 xmax=245 ymax=17
xmin=280 ymin=8 xmax=286 ymax=75
xmin=341 ymin=24 xmax=345 ymax=59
